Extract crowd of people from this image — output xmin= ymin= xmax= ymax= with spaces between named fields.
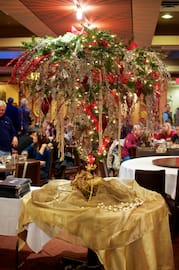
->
xmin=107 ymin=103 xmax=179 ymax=175
xmin=0 ymin=98 xmax=58 ymax=183
xmin=1 ymin=96 xmax=179 ymax=181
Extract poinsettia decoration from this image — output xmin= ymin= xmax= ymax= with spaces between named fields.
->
xmin=7 ymin=26 xmax=170 ymax=165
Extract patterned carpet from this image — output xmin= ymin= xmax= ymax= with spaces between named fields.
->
xmin=0 ymin=235 xmax=88 ymax=270
xmin=0 ymin=234 xmax=178 ymax=269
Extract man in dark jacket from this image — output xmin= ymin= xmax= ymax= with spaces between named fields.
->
xmin=18 ymin=98 xmax=33 ymax=135
xmin=5 ymin=97 xmax=21 ymax=134
xmin=0 ymin=100 xmax=18 ymax=156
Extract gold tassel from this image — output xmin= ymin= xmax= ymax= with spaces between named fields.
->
xmin=60 ymin=101 xmax=65 ymax=162
xmin=99 ymin=70 xmax=103 ymax=148
xmin=118 ymin=94 xmax=121 ymax=162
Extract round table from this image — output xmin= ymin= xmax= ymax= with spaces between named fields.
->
xmin=119 ymin=156 xmax=178 ymax=199
xmin=0 ymin=163 xmax=15 ymax=173
xmin=153 ymin=157 xmax=179 ymax=168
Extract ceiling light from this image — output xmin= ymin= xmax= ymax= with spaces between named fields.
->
xmin=76 ymin=6 xmax=83 ymax=20
xmin=73 ymin=0 xmax=84 ymax=20
xmin=161 ymin=13 xmax=173 ymax=19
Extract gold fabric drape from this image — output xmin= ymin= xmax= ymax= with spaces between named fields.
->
xmin=17 ymin=179 xmax=174 ymax=270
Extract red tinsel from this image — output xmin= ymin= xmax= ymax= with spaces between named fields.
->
xmin=97 ymin=136 xmax=110 ymax=155
xmin=18 ymin=54 xmax=50 ymax=83
xmin=8 ymin=51 xmax=28 ymax=83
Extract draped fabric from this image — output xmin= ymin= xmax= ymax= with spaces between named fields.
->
xmin=17 ymin=179 xmax=174 ymax=270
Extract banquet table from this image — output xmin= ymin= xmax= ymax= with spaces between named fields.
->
xmin=17 ymin=179 xmax=174 ymax=270
xmin=136 ymin=147 xmax=179 ymax=158
xmin=119 ymin=156 xmax=179 ymax=200
xmin=0 ymin=159 xmax=45 ymax=175
xmin=0 ymin=197 xmax=22 ymax=235
xmin=0 ymin=187 xmax=39 ymax=236
xmin=0 ymin=163 xmax=16 ymax=173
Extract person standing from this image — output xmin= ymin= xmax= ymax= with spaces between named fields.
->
xmin=0 ymin=100 xmax=18 ymax=156
xmin=175 ymin=107 xmax=179 ymax=126
xmin=162 ymin=103 xmax=173 ymax=124
xmin=5 ymin=97 xmax=21 ymax=135
xmin=18 ymin=98 xmax=33 ymax=135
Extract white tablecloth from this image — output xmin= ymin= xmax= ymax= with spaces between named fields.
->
xmin=25 ymin=223 xmax=51 ymax=253
xmin=0 ymin=186 xmax=39 ymax=236
xmin=119 ymin=156 xmax=178 ymax=200
xmin=0 ymin=197 xmax=22 ymax=235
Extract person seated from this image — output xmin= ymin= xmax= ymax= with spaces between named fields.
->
xmin=154 ymin=122 xmax=176 ymax=142
xmin=171 ymin=126 xmax=179 ymax=144
xmin=24 ymin=131 xmax=53 ymax=181
xmin=17 ymin=127 xmax=38 ymax=154
xmin=121 ymin=117 xmax=133 ymax=139
xmin=121 ymin=123 xmax=144 ymax=161
xmin=41 ymin=120 xmax=58 ymax=169
xmin=64 ymin=123 xmax=75 ymax=145
xmin=54 ymin=151 xmax=75 ymax=179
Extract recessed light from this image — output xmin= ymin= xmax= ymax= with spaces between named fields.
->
xmin=161 ymin=13 xmax=173 ymax=19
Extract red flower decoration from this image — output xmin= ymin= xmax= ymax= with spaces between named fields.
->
xmin=108 ymin=73 xmax=115 ymax=84
xmin=87 ymin=154 xmax=95 ymax=164
xmin=98 ymin=40 xmax=109 ymax=48
xmin=151 ymin=71 xmax=159 ymax=79
xmin=127 ymin=41 xmax=138 ymax=50
xmin=120 ymin=73 xmax=128 ymax=83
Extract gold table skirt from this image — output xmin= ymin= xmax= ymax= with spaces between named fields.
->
xmin=17 ymin=179 xmax=174 ymax=270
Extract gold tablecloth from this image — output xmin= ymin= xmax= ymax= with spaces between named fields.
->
xmin=17 ymin=179 xmax=174 ymax=270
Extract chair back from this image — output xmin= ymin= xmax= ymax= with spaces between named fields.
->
xmin=165 ymin=170 xmax=179 ymax=238
xmin=48 ymin=148 xmax=54 ymax=179
xmin=95 ymin=160 xmax=108 ymax=177
xmin=135 ymin=169 xmax=165 ymax=197
xmin=128 ymin=146 xmax=137 ymax=158
xmin=15 ymin=160 xmax=41 ymax=186
xmin=175 ymin=170 xmax=179 ymax=203
xmin=63 ymin=166 xmax=80 ymax=180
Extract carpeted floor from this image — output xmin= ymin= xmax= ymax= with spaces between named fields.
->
xmin=0 ymin=235 xmax=88 ymax=270
xmin=0 ymin=234 xmax=179 ymax=269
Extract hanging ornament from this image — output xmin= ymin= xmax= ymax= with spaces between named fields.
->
xmin=41 ymin=97 xmax=49 ymax=115
xmin=126 ymin=93 xmax=133 ymax=109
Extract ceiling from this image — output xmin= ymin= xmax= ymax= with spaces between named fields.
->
xmin=0 ymin=0 xmax=179 ymax=77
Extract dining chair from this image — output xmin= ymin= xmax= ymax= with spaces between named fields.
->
xmin=134 ymin=169 xmax=166 ymax=197
xmin=95 ymin=160 xmax=108 ymax=177
xmin=134 ymin=168 xmax=179 ymax=239
xmin=165 ymin=170 xmax=179 ymax=238
xmin=128 ymin=146 xmax=137 ymax=159
xmin=15 ymin=160 xmax=41 ymax=186
xmin=47 ymin=148 xmax=54 ymax=179
xmin=63 ymin=165 xmax=80 ymax=180
xmin=60 ymin=146 xmax=85 ymax=180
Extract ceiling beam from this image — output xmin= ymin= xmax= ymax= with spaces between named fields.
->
xmin=132 ymin=0 xmax=162 ymax=46
xmin=1 ymin=0 xmax=56 ymax=37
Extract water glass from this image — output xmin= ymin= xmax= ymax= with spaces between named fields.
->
xmin=21 ymin=151 xmax=28 ymax=161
